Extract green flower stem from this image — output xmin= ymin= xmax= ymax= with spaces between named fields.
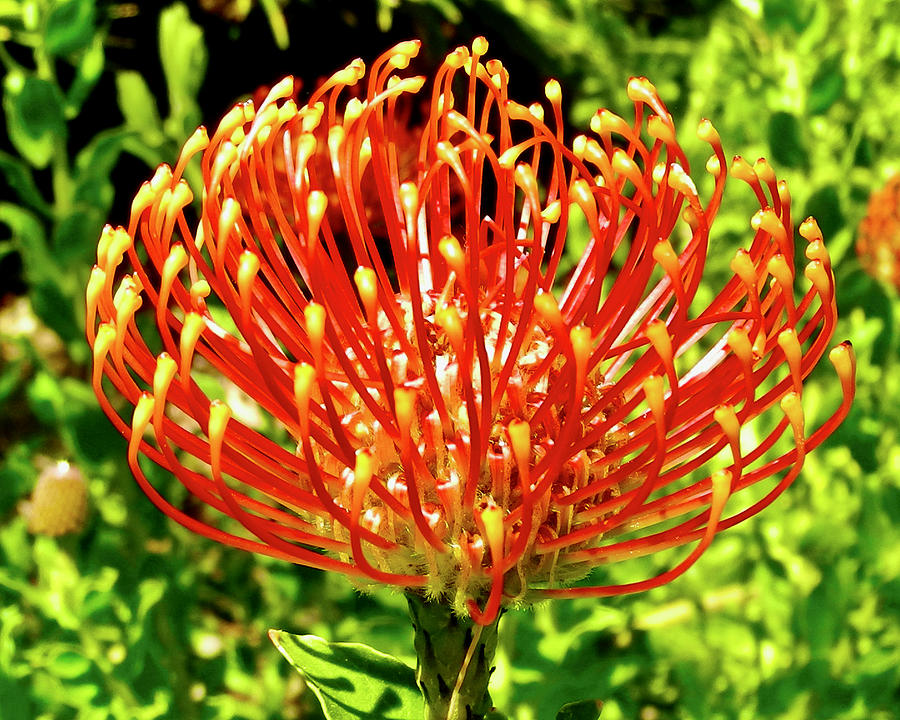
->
xmin=405 ymin=592 xmax=502 ymax=720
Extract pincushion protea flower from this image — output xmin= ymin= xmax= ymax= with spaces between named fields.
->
xmin=88 ymin=36 xmax=854 ymax=654
xmin=857 ymin=174 xmax=900 ymax=289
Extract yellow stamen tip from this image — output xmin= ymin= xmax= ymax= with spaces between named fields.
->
xmin=533 ymin=291 xmax=563 ymax=330
xmin=507 ymin=420 xmax=531 ymax=469
xmin=354 ymin=267 xmax=378 ymax=316
xmin=569 ymin=325 xmax=591 ymax=363
xmin=544 ymin=78 xmax=561 ymax=103
xmin=86 ymin=266 xmax=107 ymax=309
xmin=394 ymin=387 xmax=417 ymax=435
xmin=208 ymin=400 xmax=232 ymax=449
xmin=751 ymin=208 xmax=787 ymax=247
xmin=514 ymin=163 xmax=538 ymax=194
xmin=294 ymin=362 xmax=316 ymax=404
xmin=626 ymin=76 xmax=659 ymax=106
xmin=93 ymin=323 xmax=117 ymax=363
xmin=177 ymin=127 xmax=209 ymax=167
xmin=435 ymin=306 xmax=464 ymax=350
xmin=713 ymin=404 xmax=741 ymax=442
xmin=829 ymin=342 xmax=855 ymax=384
xmin=652 ymin=239 xmax=680 ymax=278
xmin=780 ymin=392 xmax=805 ymax=437
xmin=104 ymin=227 xmax=134 ymax=271
xmin=162 ymin=244 xmax=188 ymax=290
xmin=218 ymin=197 xmax=241 ymax=246
xmin=438 ymin=235 xmax=465 ymax=276
xmin=643 ymin=374 xmax=666 ymax=419
xmin=804 ymin=260 xmax=831 ymax=297
xmin=766 ymin=253 xmax=793 ymax=290
xmin=131 ymin=393 xmax=155 ymax=444
xmin=799 ymin=217 xmax=823 ymax=243
xmin=730 ymin=249 xmax=758 ymax=289
xmin=478 ymin=503 xmax=505 ymax=554
xmin=153 ymin=353 xmax=178 ymax=400
xmin=667 ymin=163 xmax=697 ymax=197
xmin=237 ymin=251 xmax=260 ymax=303
xmin=179 ymin=312 xmax=205 ymax=376
xmin=727 ymin=327 xmax=753 ymax=362
xmin=753 ymin=157 xmax=776 ymax=184
xmin=611 ymin=149 xmax=641 ymax=183
xmin=697 ymin=118 xmax=720 ymax=146
xmin=645 ymin=319 xmax=674 ymax=365
xmin=730 ymin=155 xmax=756 ymax=184
xmin=352 ymin=450 xmax=375 ymax=508
xmin=710 ymin=468 xmax=732 ymax=504
xmin=399 ymin=181 xmax=419 ymax=216
xmin=647 ymin=115 xmax=675 ymax=145
xmin=777 ymin=328 xmax=801 ymax=364
xmin=541 ymin=200 xmax=562 ymax=223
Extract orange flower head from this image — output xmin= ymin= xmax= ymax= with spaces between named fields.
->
xmin=87 ymin=39 xmax=855 ymax=624
xmin=857 ymin=174 xmax=900 ymax=289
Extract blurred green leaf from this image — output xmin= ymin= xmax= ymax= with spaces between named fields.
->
xmin=66 ymin=35 xmax=105 ymax=114
xmin=0 ymin=202 xmax=47 ymax=264
xmin=763 ymin=0 xmax=812 ymax=33
xmin=0 ymin=445 xmax=32 ymax=516
xmin=44 ymin=0 xmax=96 ymax=56
xmin=0 ymin=150 xmax=51 ymax=214
xmin=0 ymin=1 xmax=24 ymax=23
xmin=2 ymin=72 xmax=67 ymax=169
xmin=49 ymin=650 xmax=92 ymax=679
xmin=26 ymin=371 xmax=59 ymax=424
xmin=159 ymin=3 xmax=207 ymax=139
xmin=73 ymin=127 xmax=139 ymax=207
xmin=259 ymin=0 xmax=289 ymax=49
xmin=0 ymin=355 xmax=25 ymax=406
xmin=51 ymin=209 xmax=103 ymax=265
xmin=808 ymin=54 xmax=844 ymax=115
xmin=56 ymin=376 xmax=122 ymax=462
xmin=0 ymin=674 xmax=32 ymax=720
xmin=557 ymin=699 xmax=603 ymax=720
xmin=836 ymin=267 xmax=894 ymax=365
xmin=768 ymin=111 xmax=807 ymax=168
xmin=116 ymin=71 xmax=164 ymax=141
xmin=804 ymin=185 xmax=843 ymax=242
xmin=0 ymin=203 xmax=82 ymax=342
xmin=269 ymin=631 xmax=423 ymax=720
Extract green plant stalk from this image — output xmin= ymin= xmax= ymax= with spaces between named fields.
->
xmin=405 ymin=592 xmax=502 ymax=720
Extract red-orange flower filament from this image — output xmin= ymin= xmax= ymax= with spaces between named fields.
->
xmin=87 ymin=38 xmax=854 ymax=625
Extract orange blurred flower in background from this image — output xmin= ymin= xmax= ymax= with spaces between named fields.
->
xmin=87 ymin=38 xmax=854 ymax=625
xmin=857 ymin=174 xmax=900 ymax=289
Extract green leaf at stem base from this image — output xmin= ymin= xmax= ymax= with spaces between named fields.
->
xmin=268 ymin=630 xmax=425 ymax=720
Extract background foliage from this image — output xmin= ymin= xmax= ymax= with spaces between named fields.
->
xmin=1 ymin=0 xmax=898 ymax=718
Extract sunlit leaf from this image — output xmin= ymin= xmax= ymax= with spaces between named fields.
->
xmin=269 ymin=631 xmax=423 ymax=720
